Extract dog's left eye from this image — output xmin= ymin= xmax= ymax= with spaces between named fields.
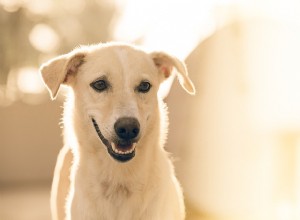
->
xmin=90 ymin=80 xmax=108 ymax=92
xmin=137 ymin=81 xmax=151 ymax=93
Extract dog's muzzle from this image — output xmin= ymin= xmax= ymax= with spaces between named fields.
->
xmin=91 ymin=117 xmax=140 ymax=162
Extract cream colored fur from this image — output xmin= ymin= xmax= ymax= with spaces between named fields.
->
xmin=40 ymin=42 xmax=195 ymax=220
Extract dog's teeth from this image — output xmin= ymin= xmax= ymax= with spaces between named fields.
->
xmin=111 ymin=142 xmax=119 ymax=153
xmin=129 ymin=143 xmax=136 ymax=153
xmin=111 ymin=142 xmax=116 ymax=151
xmin=111 ymin=142 xmax=136 ymax=155
xmin=111 ymin=143 xmax=122 ymax=154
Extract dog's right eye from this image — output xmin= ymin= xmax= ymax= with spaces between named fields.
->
xmin=90 ymin=80 xmax=108 ymax=92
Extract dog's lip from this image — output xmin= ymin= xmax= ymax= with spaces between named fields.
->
xmin=91 ymin=117 xmax=136 ymax=162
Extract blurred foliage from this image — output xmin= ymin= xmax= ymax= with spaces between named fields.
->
xmin=0 ymin=0 xmax=117 ymax=85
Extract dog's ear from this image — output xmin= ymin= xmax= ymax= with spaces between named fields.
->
xmin=150 ymin=52 xmax=195 ymax=97
xmin=39 ymin=52 xmax=85 ymax=100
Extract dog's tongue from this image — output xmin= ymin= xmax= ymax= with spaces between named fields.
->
xmin=111 ymin=142 xmax=136 ymax=155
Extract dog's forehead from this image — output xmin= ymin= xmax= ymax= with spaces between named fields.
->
xmin=84 ymin=46 xmax=156 ymax=77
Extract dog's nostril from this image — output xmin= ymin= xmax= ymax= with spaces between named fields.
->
xmin=133 ymin=128 xmax=139 ymax=135
xmin=114 ymin=117 xmax=140 ymax=140
xmin=118 ymin=128 xmax=126 ymax=134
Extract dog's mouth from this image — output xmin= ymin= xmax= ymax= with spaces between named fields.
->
xmin=91 ymin=118 xmax=136 ymax=162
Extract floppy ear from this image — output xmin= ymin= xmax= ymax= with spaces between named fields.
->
xmin=39 ymin=52 xmax=85 ymax=100
xmin=150 ymin=52 xmax=195 ymax=97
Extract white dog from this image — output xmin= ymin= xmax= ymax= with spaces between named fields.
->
xmin=40 ymin=42 xmax=195 ymax=220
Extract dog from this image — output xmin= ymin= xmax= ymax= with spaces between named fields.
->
xmin=40 ymin=42 xmax=195 ymax=220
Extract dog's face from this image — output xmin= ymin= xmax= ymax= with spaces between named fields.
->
xmin=74 ymin=47 xmax=162 ymax=162
xmin=40 ymin=43 xmax=195 ymax=163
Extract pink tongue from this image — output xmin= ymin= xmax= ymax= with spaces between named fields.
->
xmin=117 ymin=144 xmax=134 ymax=152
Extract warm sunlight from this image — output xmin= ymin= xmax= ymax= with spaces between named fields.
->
xmin=113 ymin=0 xmax=220 ymax=59
xmin=1 ymin=0 xmax=300 ymax=220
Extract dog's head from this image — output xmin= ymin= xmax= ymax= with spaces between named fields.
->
xmin=40 ymin=43 xmax=195 ymax=163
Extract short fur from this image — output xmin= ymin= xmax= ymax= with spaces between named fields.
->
xmin=40 ymin=42 xmax=195 ymax=220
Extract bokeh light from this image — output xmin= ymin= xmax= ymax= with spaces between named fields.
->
xmin=16 ymin=67 xmax=44 ymax=94
xmin=29 ymin=24 xmax=60 ymax=53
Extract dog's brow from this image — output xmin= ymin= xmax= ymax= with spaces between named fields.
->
xmin=138 ymin=78 xmax=151 ymax=84
xmin=96 ymin=74 xmax=108 ymax=80
xmin=92 ymin=74 xmax=109 ymax=82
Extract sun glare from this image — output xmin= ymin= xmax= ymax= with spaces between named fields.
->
xmin=113 ymin=0 xmax=221 ymax=59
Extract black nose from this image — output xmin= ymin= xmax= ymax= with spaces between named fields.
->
xmin=114 ymin=117 xmax=140 ymax=140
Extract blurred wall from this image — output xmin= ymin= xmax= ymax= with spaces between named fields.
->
xmin=0 ymin=99 xmax=63 ymax=184
xmin=167 ymin=18 xmax=300 ymax=220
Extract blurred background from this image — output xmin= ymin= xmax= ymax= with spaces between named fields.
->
xmin=1 ymin=0 xmax=300 ymax=219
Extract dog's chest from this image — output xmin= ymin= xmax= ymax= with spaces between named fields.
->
xmin=74 ymin=179 xmax=147 ymax=220
xmin=100 ymin=180 xmax=132 ymax=201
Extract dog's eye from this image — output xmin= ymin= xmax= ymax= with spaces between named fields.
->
xmin=137 ymin=81 xmax=151 ymax=93
xmin=90 ymin=80 xmax=108 ymax=92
